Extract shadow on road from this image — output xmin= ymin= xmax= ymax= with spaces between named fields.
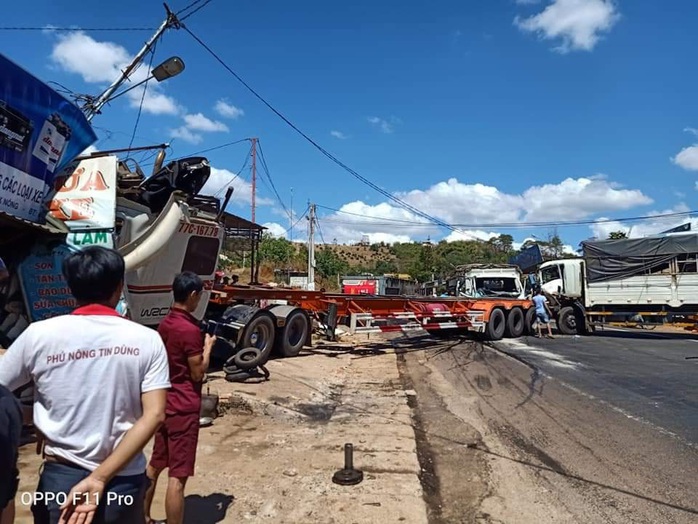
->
xmin=183 ymin=493 xmax=234 ymax=523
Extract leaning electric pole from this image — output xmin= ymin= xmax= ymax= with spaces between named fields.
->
xmin=307 ymin=203 xmax=316 ymax=291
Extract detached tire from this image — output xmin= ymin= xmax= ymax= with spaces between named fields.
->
xmin=524 ymin=307 xmax=537 ymax=335
xmin=486 ymin=308 xmax=506 ymax=340
xmin=277 ymin=309 xmax=310 ymax=357
xmin=239 ymin=313 xmax=276 ymax=365
xmin=505 ymin=308 xmax=525 ymax=338
xmin=233 ymin=347 xmax=264 ymax=370
xmin=557 ymin=306 xmax=577 ymax=335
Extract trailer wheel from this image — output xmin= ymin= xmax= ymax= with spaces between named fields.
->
xmin=524 ymin=307 xmax=537 ymax=335
xmin=505 ymin=307 xmax=525 ymax=338
xmin=240 ymin=313 xmax=276 ymax=365
xmin=277 ymin=309 xmax=310 ymax=358
xmin=486 ymin=308 xmax=506 ymax=340
xmin=557 ymin=306 xmax=577 ymax=335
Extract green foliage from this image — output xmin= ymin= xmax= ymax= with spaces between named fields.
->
xmin=315 ymin=248 xmax=349 ymax=278
xmin=608 ymin=230 xmax=628 ymax=239
xmin=258 ymin=233 xmax=294 ymax=266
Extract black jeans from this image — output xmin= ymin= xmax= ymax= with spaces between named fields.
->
xmin=31 ymin=462 xmax=146 ymax=524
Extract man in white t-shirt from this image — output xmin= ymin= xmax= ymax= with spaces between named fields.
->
xmin=0 ymin=246 xmax=170 ymax=524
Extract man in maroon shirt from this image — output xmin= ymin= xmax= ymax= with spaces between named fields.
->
xmin=144 ymin=271 xmax=215 ymax=524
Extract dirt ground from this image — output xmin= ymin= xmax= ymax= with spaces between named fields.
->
xmin=11 ymin=337 xmax=428 ymax=524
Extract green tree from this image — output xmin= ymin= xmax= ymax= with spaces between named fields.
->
xmin=315 ymin=248 xmax=349 ymax=278
xmin=258 ymin=233 xmax=294 ymax=266
xmin=608 ymin=230 xmax=628 ymax=239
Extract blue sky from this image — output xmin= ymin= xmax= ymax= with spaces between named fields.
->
xmin=3 ymin=0 xmax=698 ymax=248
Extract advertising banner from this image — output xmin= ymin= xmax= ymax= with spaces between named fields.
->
xmin=0 ymin=53 xmax=97 ymax=222
xmin=18 ymin=242 xmax=78 ymax=321
xmin=48 ymin=156 xmax=117 ymax=229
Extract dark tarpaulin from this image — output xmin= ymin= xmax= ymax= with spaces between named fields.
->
xmin=582 ymin=235 xmax=698 ymax=283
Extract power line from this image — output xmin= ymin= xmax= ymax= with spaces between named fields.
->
xmin=286 ymin=205 xmax=310 ymax=236
xmin=128 ymin=40 xmax=158 ymax=151
xmin=0 ymin=26 xmax=156 ymax=31
xmin=316 ymin=205 xmax=698 ymax=230
xmin=139 ymin=138 xmax=251 ymax=168
xmin=257 ymin=140 xmax=292 ymax=222
xmin=214 ymin=144 xmax=251 ymax=198
xmin=179 ymin=0 xmax=215 ymax=21
xmin=181 ymin=25 xmax=471 ymax=238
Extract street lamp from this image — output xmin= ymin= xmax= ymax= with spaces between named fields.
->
xmin=102 ymin=56 xmax=185 ymax=103
xmin=84 ymin=56 xmax=185 ymax=121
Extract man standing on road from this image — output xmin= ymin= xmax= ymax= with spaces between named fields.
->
xmin=0 ymin=246 xmax=170 ymax=524
xmin=532 ymin=288 xmax=554 ymax=339
xmin=144 ymin=272 xmax=215 ymax=524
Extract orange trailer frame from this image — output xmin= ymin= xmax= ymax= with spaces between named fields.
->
xmin=208 ymin=285 xmax=535 ymax=340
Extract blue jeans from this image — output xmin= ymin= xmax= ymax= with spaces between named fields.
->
xmin=536 ymin=311 xmax=550 ymax=324
xmin=31 ymin=462 xmax=146 ymax=524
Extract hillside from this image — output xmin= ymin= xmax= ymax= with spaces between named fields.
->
xmin=219 ymin=232 xmax=574 ymax=289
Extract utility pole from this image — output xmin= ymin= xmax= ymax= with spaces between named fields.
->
xmin=250 ymin=137 xmax=257 ymax=224
xmin=289 ymin=187 xmax=294 ymax=243
xmin=307 ymin=202 xmax=316 ymax=291
xmin=84 ymin=4 xmax=181 ymax=121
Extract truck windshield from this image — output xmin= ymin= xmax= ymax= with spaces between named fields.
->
xmin=540 ymin=265 xmax=561 ymax=285
xmin=473 ymin=278 xmax=521 ymax=297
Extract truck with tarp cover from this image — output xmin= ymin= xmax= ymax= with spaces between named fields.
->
xmin=535 ymin=234 xmax=698 ymax=334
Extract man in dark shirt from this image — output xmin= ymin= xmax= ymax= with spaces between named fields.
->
xmin=0 ymin=384 xmax=22 ymax=524
xmin=144 ymin=272 xmax=215 ymax=524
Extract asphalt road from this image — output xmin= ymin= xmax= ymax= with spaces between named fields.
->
xmin=399 ymin=329 xmax=698 ymax=524
xmin=493 ymin=328 xmax=698 ymax=446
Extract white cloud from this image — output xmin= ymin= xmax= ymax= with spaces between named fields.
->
xmin=368 ymin=116 xmax=401 ymax=134
xmin=315 ymin=174 xmax=652 ymax=246
xmin=201 ymin=167 xmax=274 ymax=208
xmin=672 ymin=145 xmax=698 ymax=172
xmin=262 ymin=222 xmax=288 ymax=238
xmin=215 ymin=100 xmax=244 ymax=119
xmin=589 ymin=204 xmax=692 ymax=240
xmin=170 ymin=127 xmax=203 ymax=145
xmin=684 ymin=127 xmax=698 ymax=137
xmin=182 ymin=113 xmax=229 ymax=133
xmin=49 ymin=31 xmax=179 ymax=115
xmin=515 ymin=0 xmax=621 ymax=53
xmin=330 ymin=130 xmax=349 ymax=140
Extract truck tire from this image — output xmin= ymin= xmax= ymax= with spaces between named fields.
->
xmin=233 ymin=347 xmax=265 ymax=370
xmin=239 ymin=313 xmax=276 ymax=365
xmin=557 ymin=306 xmax=577 ymax=335
xmin=276 ymin=309 xmax=310 ymax=358
xmin=486 ymin=308 xmax=506 ymax=340
xmin=505 ymin=307 xmax=525 ymax=338
xmin=524 ymin=307 xmax=537 ymax=335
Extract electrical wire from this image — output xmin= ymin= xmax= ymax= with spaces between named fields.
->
xmin=179 ymin=0 xmax=215 ymax=21
xmin=214 ymin=145 xmax=251 ymax=199
xmin=257 ymin=140 xmax=292 ymax=222
xmin=181 ymin=25 xmax=468 ymax=238
xmin=0 ymin=26 xmax=156 ymax=31
xmin=128 ymin=40 xmax=158 ymax=151
xmin=139 ymin=138 xmax=251 ymax=168
xmin=316 ymin=205 xmax=698 ymax=230
xmin=286 ymin=205 xmax=310 ymax=235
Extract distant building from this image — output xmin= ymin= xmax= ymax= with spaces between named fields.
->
xmin=341 ymin=274 xmax=417 ymax=295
